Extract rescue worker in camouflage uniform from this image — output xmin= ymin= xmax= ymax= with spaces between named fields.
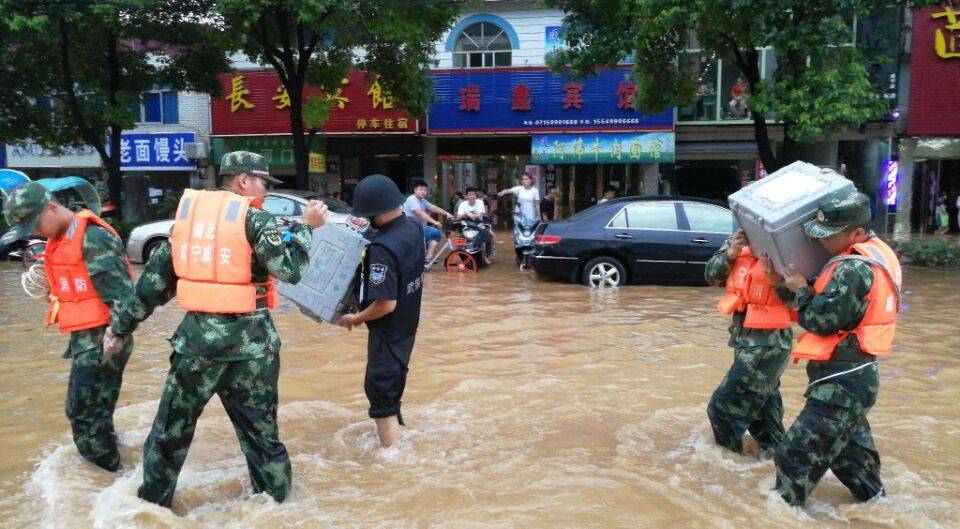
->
xmin=705 ymin=229 xmax=793 ymax=454
xmin=767 ymin=191 xmax=901 ymax=506
xmin=105 ymin=152 xmax=329 ymax=507
xmin=2 ymin=181 xmax=134 ymax=471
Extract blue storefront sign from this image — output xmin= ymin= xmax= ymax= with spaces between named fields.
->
xmin=532 ymin=132 xmax=675 ymax=164
xmin=428 ymin=67 xmax=672 ymax=134
xmin=114 ymin=132 xmax=196 ymax=171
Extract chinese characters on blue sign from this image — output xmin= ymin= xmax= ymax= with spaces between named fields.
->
xmin=116 ymin=133 xmax=196 ymax=170
xmin=531 ymin=132 xmax=675 ymax=164
xmin=428 ymin=68 xmax=673 ymax=133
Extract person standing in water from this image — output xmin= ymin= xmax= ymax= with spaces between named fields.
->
xmin=105 ymin=152 xmax=328 ymax=507
xmin=2 ymin=181 xmax=134 ymax=472
xmin=704 ymin=229 xmax=793 ymax=454
xmin=339 ymin=175 xmax=425 ymax=448
xmin=498 ymin=173 xmax=540 ymax=224
xmin=770 ymin=191 xmax=900 ymax=506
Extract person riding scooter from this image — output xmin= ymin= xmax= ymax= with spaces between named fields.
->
xmin=455 ymin=187 xmax=493 ymax=265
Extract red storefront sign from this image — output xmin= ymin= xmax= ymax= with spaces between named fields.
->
xmin=908 ymin=7 xmax=960 ymax=136
xmin=211 ymin=70 xmax=418 ymax=136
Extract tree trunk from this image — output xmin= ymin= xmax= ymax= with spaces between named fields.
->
xmin=288 ymin=81 xmax=310 ymax=190
xmin=105 ymin=29 xmax=123 ymax=219
xmin=106 ymin=126 xmax=123 ymax=218
xmin=778 ymin=123 xmax=800 ymax=169
xmin=728 ymin=46 xmax=779 ymax=173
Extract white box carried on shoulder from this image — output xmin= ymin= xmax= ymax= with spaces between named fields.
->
xmin=277 ymin=222 xmax=368 ymax=324
xmin=728 ymin=161 xmax=855 ymax=279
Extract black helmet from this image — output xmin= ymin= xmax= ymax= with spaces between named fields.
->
xmin=352 ymin=174 xmax=405 ymax=217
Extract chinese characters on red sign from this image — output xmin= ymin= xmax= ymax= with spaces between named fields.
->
xmin=458 ymin=78 xmax=642 ymax=114
xmin=562 ymin=82 xmax=583 ymax=109
xmin=211 ymin=70 xmax=417 ymax=136
xmin=460 ymin=85 xmax=481 ymax=111
xmin=908 ymin=7 xmax=960 ymax=136
xmin=512 ymin=83 xmax=531 ymax=111
xmin=933 ymin=6 xmax=960 ymax=59
xmin=616 ymin=82 xmax=636 ymax=110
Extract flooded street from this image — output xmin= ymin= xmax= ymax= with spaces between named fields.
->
xmin=0 ymin=233 xmax=958 ymax=529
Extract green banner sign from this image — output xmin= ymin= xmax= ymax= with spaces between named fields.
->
xmin=531 ymin=132 xmax=675 ymax=164
xmin=212 ymin=136 xmax=305 ymax=167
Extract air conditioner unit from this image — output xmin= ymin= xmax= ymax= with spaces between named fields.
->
xmin=185 ymin=141 xmax=207 ymax=160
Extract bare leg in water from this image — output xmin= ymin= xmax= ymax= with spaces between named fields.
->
xmin=376 ymin=416 xmax=402 ymax=448
xmin=425 ymin=240 xmax=439 ymax=262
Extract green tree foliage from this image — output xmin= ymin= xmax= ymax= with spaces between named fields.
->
xmin=546 ymin=1 xmax=937 ymax=171
xmin=0 ymin=0 xmax=230 ymax=217
xmin=217 ymin=0 xmax=460 ymax=189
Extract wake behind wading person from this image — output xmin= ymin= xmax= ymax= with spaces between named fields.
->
xmin=2 ymin=181 xmax=135 ymax=471
xmin=769 ymin=191 xmax=900 ymax=506
xmin=337 ymin=175 xmax=424 ymax=448
xmin=704 ymin=229 xmax=794 ymax=454
xmin=103 ymin=152 xmax=329 ymax=507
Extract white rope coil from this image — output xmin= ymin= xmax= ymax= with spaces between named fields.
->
xmin=21 ymin=263 xmax=49 ymax=300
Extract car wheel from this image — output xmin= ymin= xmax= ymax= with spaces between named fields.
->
xmin=143 ymin=238 xmax=165 ymax=262
xmin=582 ymin=256 xmax=626 ymax=287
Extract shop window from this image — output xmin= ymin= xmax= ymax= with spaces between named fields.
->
xmin=453 ymin=22 xmax=512 ymax=68
xmin=677 ymin=52 xmax=718 ymax=122
xmin=683 ymin=202 xmax=735 ymax=233
xmin=624 ymin=202 xmax=678 ymax=230
xmin=719 ymin=53 xmax=751 ymax=121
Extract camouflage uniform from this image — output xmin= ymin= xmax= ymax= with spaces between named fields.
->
xmin=65 ymin=226 xmax=135 ymax=471
xmin=774 ymin=192 xmax=886 ymax=506
xmin=704 ymin=238 xmax=793 ymax=453
xmin=111 ymin=152 xmax=311 ymax=507
xmin=3 ymin=182 xmax=134 ymax=472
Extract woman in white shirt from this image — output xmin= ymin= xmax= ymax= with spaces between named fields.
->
xmin=498 ymin=173 xmax=540 ymax=224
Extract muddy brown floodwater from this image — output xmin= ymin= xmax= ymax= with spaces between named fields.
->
xmin=0 ymin=235 xmax=958 ymax=529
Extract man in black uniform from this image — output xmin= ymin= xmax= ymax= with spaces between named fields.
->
xmin=338 ymin=175 xmax=425 ymax=448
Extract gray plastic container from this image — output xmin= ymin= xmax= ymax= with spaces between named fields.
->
xmin=728 ymin=161 xmax=855 ymax=279
xmin=277 ymin=222 xmax=368 ymax=324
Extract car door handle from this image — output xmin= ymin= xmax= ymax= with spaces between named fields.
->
xmin=690 ymin=237 xmax=710 ymax=244
xmin=614 ymin=233 xmax=633 ymax=239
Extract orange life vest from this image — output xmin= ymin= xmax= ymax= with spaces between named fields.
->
xmin=44 ymin=210 xmax=133 ymax=333
xmin=170 ymin=189 xmax=276 ymax=314
xmin=716 ymin=247 xmax=795 ymax=330
xmin=791 ymin=238 xmax=902 ymax=362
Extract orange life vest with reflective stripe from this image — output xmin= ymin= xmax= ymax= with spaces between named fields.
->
xmin=791 ymin=238 xmax=902 ymax=362
xmin=170 ymin=189 xmax=276 ymax=314
xmin=44 ymin=210 xmax=133 ymax=333
xmin=716 ymin=247 xmax=795 ymax=330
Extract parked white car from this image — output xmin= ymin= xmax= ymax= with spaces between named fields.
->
xmin=126 ymin=190 xmax=352 ymax=263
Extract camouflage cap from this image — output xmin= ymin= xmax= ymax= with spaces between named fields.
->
xmin=219 ymin=150 xmax=282 ymax=185
xmin=803 ymin=191 xmax=872 ymax=239
xmin=1 ymin=181 xmax=52 ymax=246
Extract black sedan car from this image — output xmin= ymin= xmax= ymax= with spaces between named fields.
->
xmin=531 ymin=196 xmax=736 ymax=287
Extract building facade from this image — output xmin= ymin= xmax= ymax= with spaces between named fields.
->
xmin=895 ymin=6 xmax=960 ymax=235
xmin=209 ymin=67 xmax=421 ymax=203
xmin=4 ymin=90 xmax=212 ymax=222
xmin=422 ymin=2 xmax=903 ymax=224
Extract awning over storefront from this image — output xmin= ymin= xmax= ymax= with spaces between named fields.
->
xmin=913 ymin=137 xmax=960 ymax=159
xmin=676 ymin=141 xmax=757 ymax=160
